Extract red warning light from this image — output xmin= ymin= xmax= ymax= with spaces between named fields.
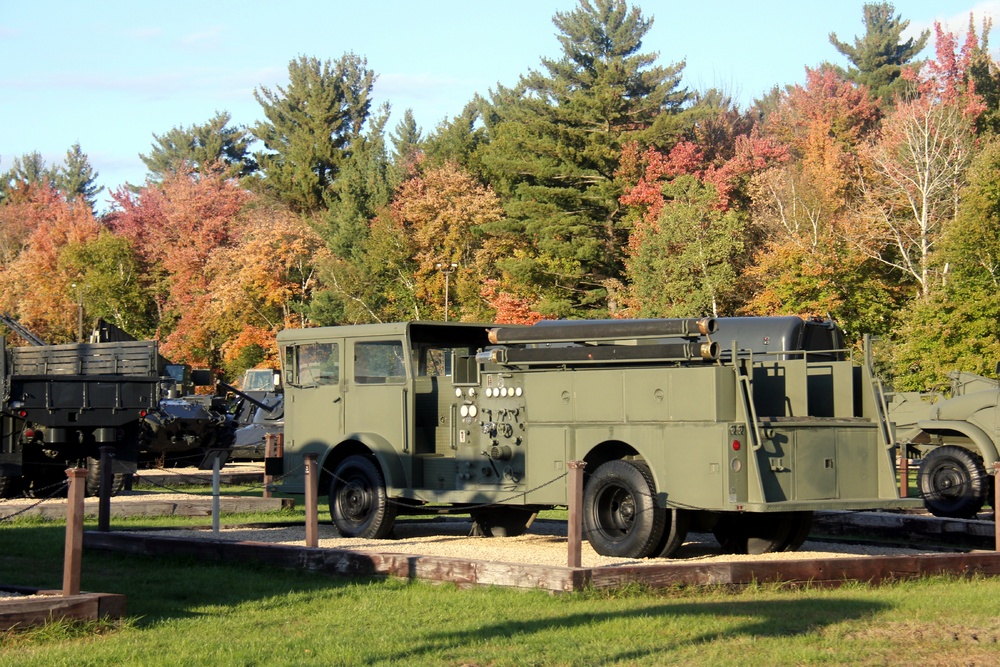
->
xmin=732 ymin=440 xmax=741 ymax=451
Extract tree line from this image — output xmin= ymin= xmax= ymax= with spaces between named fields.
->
xmin=0 ymin=0 xmax=995 ymax=390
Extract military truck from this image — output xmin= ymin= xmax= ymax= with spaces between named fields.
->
xmin=229 ymin=368 xmax=283 ymax=460
xmin=887 ymin=371 xmax=1000 ymax=519
xmin=275 ymin=316 xmax=917 ymax=558
xmin=0 ymin=322 xmax=235 ymax=497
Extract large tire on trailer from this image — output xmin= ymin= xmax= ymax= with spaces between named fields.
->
xmin=85 ymin=456 xmax=127 ymax=497
xmin=918 ymin=445 xmax=988 ymax=519
xmin=713 ymin=512 xmax=802 ymax=555
xmin=329 ymin=455 xmax=396 ymax=539
xmin=652 ymin=508 xmax=691 ymax=558
xmin=469 ymin=507 xmax=536 ymax=537
xmin=583 ymin=460 xmax=666 ymax=559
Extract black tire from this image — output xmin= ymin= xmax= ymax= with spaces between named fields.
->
xmin=652 ymin=508 xmax=691 ymax=558
xmin=329 ymin=455 xmax=396 ymax=538
xmin=469 ymin=507 xmax=536 ymax=537
xmin=918 ymin=446 xmax=988 ymax=519
xmin=85 ymin=456 xmax=126 ymax=498
xmin=777 ymin=511 xmax=813 ymax=552
xmin=583 ymin=460 xmax=666 ymax=559
xmin=713 ymin=512 xmax=799 ymax=555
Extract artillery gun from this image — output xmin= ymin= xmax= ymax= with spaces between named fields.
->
xmin=275 ymin=316 xmax=918 ymax=558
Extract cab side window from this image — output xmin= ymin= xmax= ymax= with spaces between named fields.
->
xmin=287 ymin=343 xmax=339 ymax=386
xmin=355 ymin=341 xmax=406 ymax=384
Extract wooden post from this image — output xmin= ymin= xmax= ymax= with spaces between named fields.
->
xmin=898 ymin=447 xmax=909 ymax=498
xmin=567 ymin=460 xmax=586 ymax=568
xmin=262 ymin=434 xmax=275 ymax=499
xmin=305 ymin=453 xmax=318 ymax=548
xmin=64 ymin=468 xmax=87 ymax=597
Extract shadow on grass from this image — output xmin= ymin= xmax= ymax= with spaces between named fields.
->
xmin=380 ymin=596 xmax=889 ymax=664
xmin=0 ymin=520 xmax=364 ymax=626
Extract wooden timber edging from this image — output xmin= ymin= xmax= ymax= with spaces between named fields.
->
xmin=811 ymin=510 xmax=997 ymax=551
xmin=131 ymin=470 xmax=264 ymax=488
xmin=0 ymin=496 xmax=294 ymax=520
xmin=0 ymin=586 xmax=126 ymax=631
xmin=83 ymin=530 xmax=1000 ymax=593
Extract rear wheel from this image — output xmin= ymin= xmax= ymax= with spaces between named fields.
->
xmin=85 ymin=456 xmax=127 ymax=497
xmin=469 ymin=507 xmax=536 ymax=537
xmin=652 ymin=508 xmax=691 ymax=558
xmin=583 ymin=460 xmax=665 ymax=559
xmin=329 ymin=455 xmax=396 ymax=538
xmin=918 ymin=446 xmax=988 ymax=519
xmin=778 ymin=511 xmax=814 ymax=552
xmin=714 ymin=512 xmax=803 ymax=555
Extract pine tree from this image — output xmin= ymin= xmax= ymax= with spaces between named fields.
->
xmin=2 ymin=147 xmax=102 ymax=212
xmin=251 ymin=54 xmax=375 ymax=213
xmin=478 ymin=0 xmax=687 ymax=316
xmin=322 ymin=104 xmax=393 ymax=258
xmin=829 ymin=2 xmax=930 ymax=104
xmin=390 ymin=108 xmax=423 ymax=181
xmin=141 ymin=111 xmax=257 ymax=181
xmin=56 ymin=143 xmax=103 ymax=210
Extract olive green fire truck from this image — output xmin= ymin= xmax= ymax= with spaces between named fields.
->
xmin=275 ymin=317 xmax=919 ymax=558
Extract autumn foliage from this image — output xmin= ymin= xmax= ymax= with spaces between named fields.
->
xmin=2 ymin=7 xmax=999 ymax=391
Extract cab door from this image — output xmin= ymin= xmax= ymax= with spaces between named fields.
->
xmin=346 ymin=338 xmax=411 ymax=454
xmin=283 ymin=340 xmax=344 ymax=480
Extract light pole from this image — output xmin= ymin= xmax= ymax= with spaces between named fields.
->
xmin=70 ymin=282 xmax=84 ymax=343
xmin=435 ymin=262 xmax=458 ymax=321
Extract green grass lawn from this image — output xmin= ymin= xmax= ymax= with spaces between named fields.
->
xmin=3 ymin=496 xmax=1000 ymax=666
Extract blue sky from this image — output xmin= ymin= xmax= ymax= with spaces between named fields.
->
xmin=0 ymin=0 xmax=995 ymax=210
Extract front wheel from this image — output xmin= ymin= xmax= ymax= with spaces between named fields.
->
xmin=918 ymin=446 xmax=988 ymax=519
xmin=329 ymin=455 xmax=396 ymax=538
xmin=583 ymin=460 xmax=665 ymax=559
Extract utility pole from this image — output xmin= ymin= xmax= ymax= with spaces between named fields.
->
xmin=435 ymin=262 xmax=458 ymax=321
xmin=71 ymin=282 xmax=84 ymax=343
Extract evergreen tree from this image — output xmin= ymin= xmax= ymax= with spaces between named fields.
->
xmin=251 ymin=54 xmax=375 ymax=213
xmin=478 ymin=0 xmax=687 ymax=316
xmin=1 ymin=147 xmax=102 ymax=212
xmin=1 ymin=152 xmax=56 ymax=193
xmin=829 ymin=2 xmax=930 ymax=104
xmin=56 ymin=143 xmax=103 ymax=210
xmin=141 ymin=111 xmax=257 ymax=181
xmin=423 ymin=99 xmax=490 ymax=178
xmin=390 ymin=108 xmax=423 ymax=184
xmin=322 ymin=104 xmax=393 ymax=258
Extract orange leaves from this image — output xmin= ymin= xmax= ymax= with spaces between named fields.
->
xmin=0 ymin=184 xmax=102 ymax=342
xmin=479 ymin=280 xmax=547 ymax=325
xmin=391 ymin=162 xmax=504 ymax=320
